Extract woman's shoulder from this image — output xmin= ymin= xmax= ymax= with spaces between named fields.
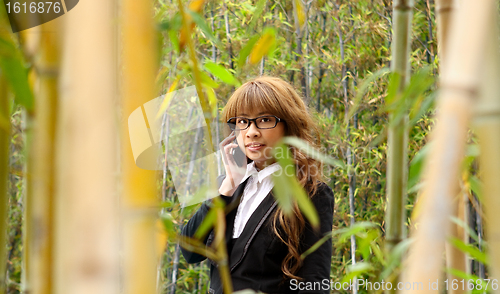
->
xmin=311 ymin=181 xmax=335 ymax=209
xmin=314 ymin=181 xmax=334 ymax=196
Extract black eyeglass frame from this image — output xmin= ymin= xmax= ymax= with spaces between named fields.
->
xmin=226 ymin=115 xmax=285 ymax=131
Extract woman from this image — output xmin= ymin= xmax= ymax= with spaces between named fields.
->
xmin=180 ymin=76 xmax=335 ymax=294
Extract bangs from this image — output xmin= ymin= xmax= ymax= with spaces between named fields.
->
xmin=224 ymin=81 xmax=283 ymax=119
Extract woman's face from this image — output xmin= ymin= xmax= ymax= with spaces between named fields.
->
xmin=235 ymin=108 xmax=285 ymax=170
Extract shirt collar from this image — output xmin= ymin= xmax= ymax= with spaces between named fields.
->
xmin=242 ymin=161 xmax=282 ymax=184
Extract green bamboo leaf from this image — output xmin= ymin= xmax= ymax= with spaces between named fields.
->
xmin=291 ymin=178 xmax=318 ymax=228
xmin=195 ymin=70 xmax=219 ymax=88
xmin=248 ymin=28 xmax=276 ymax=65
xmin=204 ymin=61 xmax=240 ymax=86
xmin=271 ymin=171 xmax=294 ymax=214
xmin=336 ymin=222 xmax=377 ymax=244
xmin=238 ymin=34 xmax=260 ymax=68
xmin=247 ymin=0 xmax=266 ymax=33
xmin=156 ymin=77 xmax=179 ymax=119
xmin=380 ymin=238 xmax=413 ymax=279
xmin=301 ymin=222 xmax=380 ymax=260
xmin=158 ymin=13 xmax=182 ymax=31
xmin=466 ymin=144 xmax=480 ymax=157
xmin=409 ymin=91 xmax=436 ymax=127
xmin=203 ymin=84 xmax=218 ymax=117
xmin=300 ymin=232 xmax=332 ymax=259
xmin=390 ymin=67 xmax=434 ymax=127
xmin=468 ymin=175 xmax=483 ymax=202
xmin=293 ymin=0 xmax=306 ymax=31
xmin=282 ymin=136 xmax=345 ymax=169
xmin=407 ymin=142 xmax=432 ymax=191
xmin=346 ymin=67 xmax=390 ymax=123
xmin=168 ymin=29 xmax=180 ymax=52
xmin=341 ymin=262 xmax=374 ymax=284
xmin=450 ymin=216 xmax=480 ymax=244
xmin=357 ymin=229 xmax=379 ymax=261
xmin=449 ymin=237 xmax=488 ymax=265
xmin=0 ymin=38 xmax=34 ymax=112
xmin=188 ymin=10 xmax=223 ymax=49
xmin=160 ymin=212 xmax=177 ymax=239
xmin=193 ymin=205 xmax=217 ymax=240
xmin=272 ymin=142 xmax=319 ymax=229
xmin=385 ymin=72 xmax=401 ymax=109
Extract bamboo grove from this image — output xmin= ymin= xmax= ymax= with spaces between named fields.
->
xmin=0 ymin=0 xmax=498 ymax=294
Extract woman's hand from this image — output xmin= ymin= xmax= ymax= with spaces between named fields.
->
xmin=219 ymin=131 xmax=247 ymax=196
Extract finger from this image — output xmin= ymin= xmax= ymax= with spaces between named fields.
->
xmin=220 ymin=131 xmax=236 ymax=145
xmin=224 ymin=143 xmax=239 ymax=155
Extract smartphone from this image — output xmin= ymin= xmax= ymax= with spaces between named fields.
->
xmin=231 ymin=137 xmax=247 ymax=167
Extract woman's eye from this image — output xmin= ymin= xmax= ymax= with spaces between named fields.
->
xmin=261 ymin=117 xmax=270 ymax=122
xmin=238 ymin=119 xmax=248 ymax=124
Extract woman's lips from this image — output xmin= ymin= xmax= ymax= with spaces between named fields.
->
xmin=246 ymin=143 xmax=265 ymax=151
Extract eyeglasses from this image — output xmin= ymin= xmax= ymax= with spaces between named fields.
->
xmin=227 ymin=115 xmax=284 ymax=131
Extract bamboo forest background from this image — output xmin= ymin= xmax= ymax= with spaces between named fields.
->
xmin=1 ymin=0 xmax=491 ymax=293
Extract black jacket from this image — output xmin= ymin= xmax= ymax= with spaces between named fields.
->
xmin=180 ymin=179 xmax=335 ymax=294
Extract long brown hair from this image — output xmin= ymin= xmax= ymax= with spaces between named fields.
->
xmin=222 ymin=76 xmax=324 ymax=280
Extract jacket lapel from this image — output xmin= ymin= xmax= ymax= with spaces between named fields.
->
xmin=208 ymin=178 xmax=248 ymax=268
xmin=229 ymin=191 xmax=278 ymax=272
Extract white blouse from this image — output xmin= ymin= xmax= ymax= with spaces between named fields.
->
xmin=232 ymin=161 xmax=282 ymax=238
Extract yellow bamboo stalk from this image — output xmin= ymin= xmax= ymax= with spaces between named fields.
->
xmin=0 ymin=73 xmax=10 ymax=294
xmin=445 ymin=192 xmax=467 ymax=294
xmin=474 ymin=15 xmax=500 ymax=290
xmin=25 ymin=18 xmax=60 ymax=294
xmin=54 ymin=0 xmax=120 ymax=293
xmin=121 ymin=0 xmax=159 ymax=293
xmin=435 ymin=0 xmax=457 ymax=62
xmin=435 ymin=1 xmax=467 ymax=291
xmin=401 ymin=1 xmax=496 ymax=293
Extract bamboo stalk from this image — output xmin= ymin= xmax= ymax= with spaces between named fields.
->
xmin=445 ymin=192 xmax=467 ymax=294
xmin=348 ymin=6 xmax=359 ymax=292
xmin=316 ymin=12 xmax=326 ymax=113
xmin=336 ymin=4 xmax=359 ymax=292
xmin=121 ymin=0 xmax=159 ymax=292
xmin=0 ymin=72 xmax=10 ymax=294
xmin=385 ymin=0 xmax=413 ymax=252
xmin=54 ymin=0 xmax=120 ymax=293
xmin=210 ymin=4 xmax=218 ymax=65
xmin=259 ymin=0 xmax=268 ymax=77
xmin=25 ymin=17 xmax=61 ymax=294
xmin=385 ymin=1 xmax=413 ymax=293
xmin=400 ymin=1 xmax=496 ymax=293
xmin=435 ymin=0 xmax=467 ymax=289
xmin=292 ymin=0 xmax=307 ymax=100
xmin=303 ymin=2 xmax=311 ymax=103
xmin=157 ymin=113 xmax=169 ymax=294
xmin=435 ymin=0 xmax=456 ymax=63
xmin=474 ymin=12 xmax=500 ymax=288
xmin=424 ymin=0 xmax=435 ymax=66
xmin=223 ymin=1 xmax=233 ymax=70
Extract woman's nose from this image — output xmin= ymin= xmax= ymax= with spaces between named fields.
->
xmin=246 ymin=121 xmax=261 ymax=137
